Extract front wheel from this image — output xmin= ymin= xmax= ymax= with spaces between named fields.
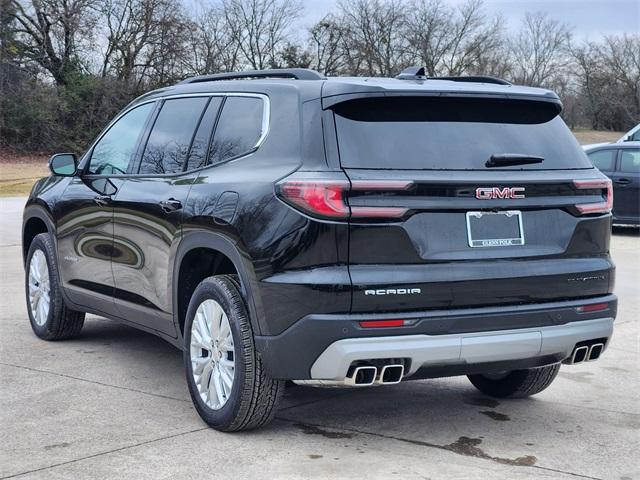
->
xmin=183 ymin=275 xmax=283 ymax=431
xmin=467 ymin=364 xmax=561 ymax=398
xmin=25 ymin=233 xmax=85 ymax=340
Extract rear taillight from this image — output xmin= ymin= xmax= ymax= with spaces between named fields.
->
xmin=277 ymin=180 xmax=350 ymax=219
xmin=573 ymin=179 xmax=613 ymax=214
xmin=276 ymin=176 xmax=411 ymax=220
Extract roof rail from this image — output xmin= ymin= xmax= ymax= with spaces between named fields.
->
xmin=179 ymin=68 xmax=326 ymax=84
xmin=395 ymin=66 xmax=511 ymax=85
xmin=436 ymin=75 xmax=512 ymax=86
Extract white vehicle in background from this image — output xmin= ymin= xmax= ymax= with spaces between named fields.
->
xmin=582 ymin=123 xmax=640 ymax=150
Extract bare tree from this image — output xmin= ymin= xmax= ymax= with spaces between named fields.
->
xmin=308 ymin=14 xmax=344 ymax=75
xmin=10 ymin=0 xmax=97 ymax=85
xmin=509 ymin=11 xmax=572 ymax=87
xmin=184 ymin=5 xmax=241 ymax=75
xmin=338 ymin=0 xmax=410 ymax=76
xmin=99 ymin=0 xmax=186 ymax=88
xmin=222 ymin=0 xmax=302 ymax=70
xmin=600 ymin=34 xmax=640 ymax=123
xmin=406 ymin=0 xmax=503 ymax=77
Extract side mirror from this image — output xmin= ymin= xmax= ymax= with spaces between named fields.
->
xmin=49 ymin=153 xmax=77 ymax=176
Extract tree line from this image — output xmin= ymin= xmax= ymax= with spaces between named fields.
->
xmin=1 ymin=0 xmax=638 ymax=153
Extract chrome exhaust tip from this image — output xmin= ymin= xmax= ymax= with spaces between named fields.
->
xmin=345 ymin=366 xmax=377 ymax=386
xmin=377 ymin=364 xmax=404 ymax=385
xmin=570 ymin=345 xmax=589 ymax=364
xmin=587 ymin=343 xmax=605 ymax=361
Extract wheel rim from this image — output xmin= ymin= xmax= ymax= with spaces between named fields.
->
xmin=28 ymin=249 xmax=51 ymax=327
xmin=190 ymin=299 xmax=235 ymax=410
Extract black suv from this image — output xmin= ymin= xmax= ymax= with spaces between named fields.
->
xmin=23 ymin=68 xmax=617 ymax=431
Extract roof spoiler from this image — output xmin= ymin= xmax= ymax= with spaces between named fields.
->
xmin=395 ymin=66 xmax=512 ymax=85
xmin=179 ymin=68 xmax=326 ymax=84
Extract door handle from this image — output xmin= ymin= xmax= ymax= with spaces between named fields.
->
xmin=94 ymin=194 xmax=111 ymax=207
xmin=159 ymin=198 xmax=182 ymax=212
xmin=613 ymin=178 xmax=631 ymax=185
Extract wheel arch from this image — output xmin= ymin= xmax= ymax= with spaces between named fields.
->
xmin=22 ymin=206 xmax=56 ymax=265
xmin=173 ymin=231 xmax=264 ymax=342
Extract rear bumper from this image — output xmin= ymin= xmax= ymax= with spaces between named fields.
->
xmin=255 ymin=295 xmax=617 ymax=379
xmin=309 ymin=317 xmax=613 ymax=380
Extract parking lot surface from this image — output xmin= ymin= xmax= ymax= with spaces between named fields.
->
xmin=1 ymin=196 xmax=639 ymax=479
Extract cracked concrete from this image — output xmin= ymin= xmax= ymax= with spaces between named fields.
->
xmin=1 ymin=196 xmax=639 ymax=479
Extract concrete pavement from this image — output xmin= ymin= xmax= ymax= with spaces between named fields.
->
xmin=1 ymin=196 xmax=639 ymax=479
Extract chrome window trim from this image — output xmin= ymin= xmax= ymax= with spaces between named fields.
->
xmin=80 ymin=92 xmax=270 ymax=176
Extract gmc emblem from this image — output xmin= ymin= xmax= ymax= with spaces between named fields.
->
xmin=475 ymin=187 xmax=525 ymax=200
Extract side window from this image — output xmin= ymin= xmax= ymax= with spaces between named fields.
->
xmin=186 ymin=97 xmax=223 ymax=171
xmin=587 ymin=150 xmax=615 ymax=172
xmin=139 ymin=97 xmax=209 ymax=175
xmin=208 ymin=96 xmax=264 ymax=165
xmin=629 ymin=129 xmax=640 ymax=142
xmin=619 ymin=149 xmax=640 ymax=173
xmin=88 ymin=103 xmax=154 ymax=175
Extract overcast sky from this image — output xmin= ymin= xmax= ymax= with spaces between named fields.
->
xmin=302 ymin=0 xmax=640 ymax=41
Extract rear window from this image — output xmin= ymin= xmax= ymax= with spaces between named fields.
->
xmin=333 ymin=97 xmax=591 ymax=170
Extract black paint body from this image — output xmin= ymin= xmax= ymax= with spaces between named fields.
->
xmin=23 ymin=76 xmax=616 ymax=379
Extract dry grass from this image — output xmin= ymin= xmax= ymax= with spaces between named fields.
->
xmin=572 ymin=129 xmax=623 ymax=145
xmin=0 ymin=129 xmax=626 ymax=196
xmin=0 ymin=150 xmax=48 ymax=197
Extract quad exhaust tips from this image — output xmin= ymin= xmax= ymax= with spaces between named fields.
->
xmin=345 ymin=365 xmax=377 ymax=386
xmin=293 ymin=363 xmax=405 ymax=387
xmin=567 ymin=342 xmax=606 ymax=364
xmin=376 ymin=364 xmax=404 ymax=385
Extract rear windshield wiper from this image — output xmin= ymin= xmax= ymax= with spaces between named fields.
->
xmin=486 ymin=154 xmax=544 ymax=168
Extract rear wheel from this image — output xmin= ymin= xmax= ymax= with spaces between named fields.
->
xmin=467 ymin=364 xmax=561 ymax=398
xmin=183 ymin=275 xmax=283 ymax=431
xmin=25 ymin=233 xmax=85 ymax=340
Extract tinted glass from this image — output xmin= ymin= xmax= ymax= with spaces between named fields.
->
xmin=333 ymin=97 xmax=591 ymax=170
xmin=587 ymin=149 xmax=615 ymax=171
xmin=186 ymin=97 xmax=223 ymax=171
xmin=139 ymin=97 xmax=209 ymax=175
xmin=209 ymin=97 xmax=263 ymax=164
xmin=619 ymin=149 xmax=640 ymax=173
xmin=89 ymin=103 xmax=154 ymax=175
xmin=629 ymin=130 xmax=640 ymax=141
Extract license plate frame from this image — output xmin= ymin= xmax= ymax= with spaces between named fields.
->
xmin=466 ymin=210 xmax=524 ymax=248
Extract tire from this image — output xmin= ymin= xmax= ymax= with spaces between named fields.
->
xmin=467 ymin=364 xmax=561 ymax=399
xmin=25 ymin=233 xmax=85 ymax=340
xmin=183 ymin=274 xmax=284 ymax=431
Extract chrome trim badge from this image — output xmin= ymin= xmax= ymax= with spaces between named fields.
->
xmin=476 ymin=187 xmax=525 ymax=199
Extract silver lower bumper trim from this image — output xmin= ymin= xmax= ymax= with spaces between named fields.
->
xmin=309 ymin=318 xmax=613 ymax=380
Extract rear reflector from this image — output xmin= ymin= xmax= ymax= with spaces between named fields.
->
xmin=576 ymin=303 xmax=609 ymax=313
xmin=573 ymin=179 xmax=613 ymax=214
xmin=359 ymin=319 xmax=405 ymax=328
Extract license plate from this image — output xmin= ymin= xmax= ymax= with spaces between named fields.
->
xmin=466 ymin=210 xmax=524 ymax=248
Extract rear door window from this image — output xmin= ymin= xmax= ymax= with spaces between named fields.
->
xmin=186 ymin=97 xmax=223 ymax=171
xmin=139 ymin=97 xmax=209 ymax=175
xmin=208 ymin=96 xmax=264 ymax=164
xmin=332 ymin=96 xmax=591 ymax=170
xmin=619 ymin=149 xmax=640 ymax=173
xmin=588 ymin=149 xmax=616 ymax=172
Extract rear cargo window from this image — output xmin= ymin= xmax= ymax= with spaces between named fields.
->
xmin=333 ymin=97 xmax=591 ymax=170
